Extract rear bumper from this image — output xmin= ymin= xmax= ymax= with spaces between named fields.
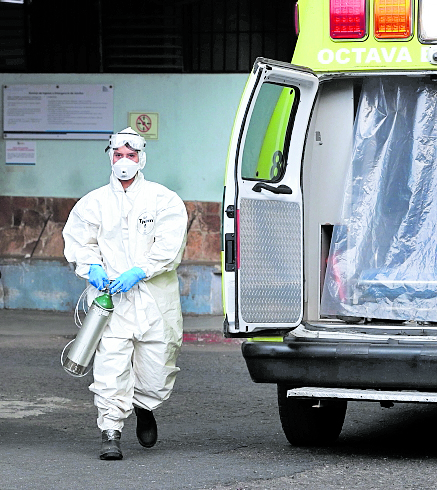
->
xmin=242 ymin=339 xmax=437 ymax=391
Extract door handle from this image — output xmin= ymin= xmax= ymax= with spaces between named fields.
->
xmin=225 ymin=233 xmax=235 ymax=272
xmin=252 ymin=183 xmax=292 ymax=194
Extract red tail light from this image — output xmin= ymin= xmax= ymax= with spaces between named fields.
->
xmin=330 ymin=0 xmax=367 ymax=40
xmin=295 ymin=3 xmax=299 ymax=37
xmin=236 ymin=209 xmax=240 ymax=270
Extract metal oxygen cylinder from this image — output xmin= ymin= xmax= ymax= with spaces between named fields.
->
xmin=62 ymin=292 xmax=114 ymax=376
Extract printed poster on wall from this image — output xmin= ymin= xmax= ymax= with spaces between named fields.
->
xmin=6 ymin=141 xmax=36 ymax=165
xmin=3 ymin=84 xmax=113 ymax=140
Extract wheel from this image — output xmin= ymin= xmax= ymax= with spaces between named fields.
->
xmin=277 ymin=385 xmax=347 ymax=446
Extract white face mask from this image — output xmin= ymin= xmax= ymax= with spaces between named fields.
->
xmin=112 ymin=157 xmax=140 ymax=180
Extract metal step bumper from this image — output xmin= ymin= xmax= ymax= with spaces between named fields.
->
xmin=287 ymin=387 xmax=437 ymax=403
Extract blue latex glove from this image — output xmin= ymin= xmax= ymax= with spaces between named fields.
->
xmin=88 ymin=264 xmax=109 ymax=290
xmin=109 ymin=267 xmax=146 ymax=294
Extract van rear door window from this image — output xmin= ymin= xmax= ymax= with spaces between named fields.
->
xmin=241 ymin=83 xmax=298 ymax=182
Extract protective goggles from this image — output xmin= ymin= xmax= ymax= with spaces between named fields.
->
xmin=106 ymin=131 xmax=146 ymax=152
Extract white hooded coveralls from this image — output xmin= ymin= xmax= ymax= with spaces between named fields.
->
xmin=63 ymin=172 xmax=187 ymax=431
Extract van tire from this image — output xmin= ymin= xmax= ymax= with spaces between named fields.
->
xmin=277 ymin=385 xmax=347 ymax=446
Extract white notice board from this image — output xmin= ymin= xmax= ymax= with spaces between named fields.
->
xmin=3 ymin=84 xmax=113 ymax=140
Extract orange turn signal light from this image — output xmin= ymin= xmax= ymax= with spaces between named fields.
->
xmin=374 ymin=0 xmax=412 ymax=39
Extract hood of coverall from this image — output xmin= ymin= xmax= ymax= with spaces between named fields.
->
xmin=107 ymin=127 xmax=147 ymax=179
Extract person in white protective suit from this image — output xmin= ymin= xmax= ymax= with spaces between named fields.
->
xmin=62 ymin=127 xmax=187 ymax=460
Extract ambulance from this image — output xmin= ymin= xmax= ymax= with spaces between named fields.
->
xmin=222 ymin=0 xmax=437 ymax=446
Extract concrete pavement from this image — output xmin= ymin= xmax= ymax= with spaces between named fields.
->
xmin=0 ymin=308 xmax=238 ymax=344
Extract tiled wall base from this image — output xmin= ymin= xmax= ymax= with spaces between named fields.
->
xmin=0 ymin=258 xmax=222 ymax=315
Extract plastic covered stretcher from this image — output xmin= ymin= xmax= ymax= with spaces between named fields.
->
xmin=321 ymin=77 xmax=437 ymax=321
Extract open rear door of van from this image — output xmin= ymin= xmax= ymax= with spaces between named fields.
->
xmin=222 ymin=58 xmax=319 ymax=337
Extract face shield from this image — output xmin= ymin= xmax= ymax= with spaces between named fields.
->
xmin=106 ymin=127 xmax=147 ymax=179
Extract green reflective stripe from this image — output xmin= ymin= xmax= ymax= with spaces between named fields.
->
xmin=248 ymin=337 xmax=284 ymax=342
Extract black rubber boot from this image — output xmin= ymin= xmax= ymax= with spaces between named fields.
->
xmin=100 ymin=429 xmax=123 ymax=460
xmin=134 ymin=407 xmax=158 ymax=448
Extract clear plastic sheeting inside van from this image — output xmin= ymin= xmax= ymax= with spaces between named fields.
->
xmin=321 ymin=77 xmax=437 ymax=322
